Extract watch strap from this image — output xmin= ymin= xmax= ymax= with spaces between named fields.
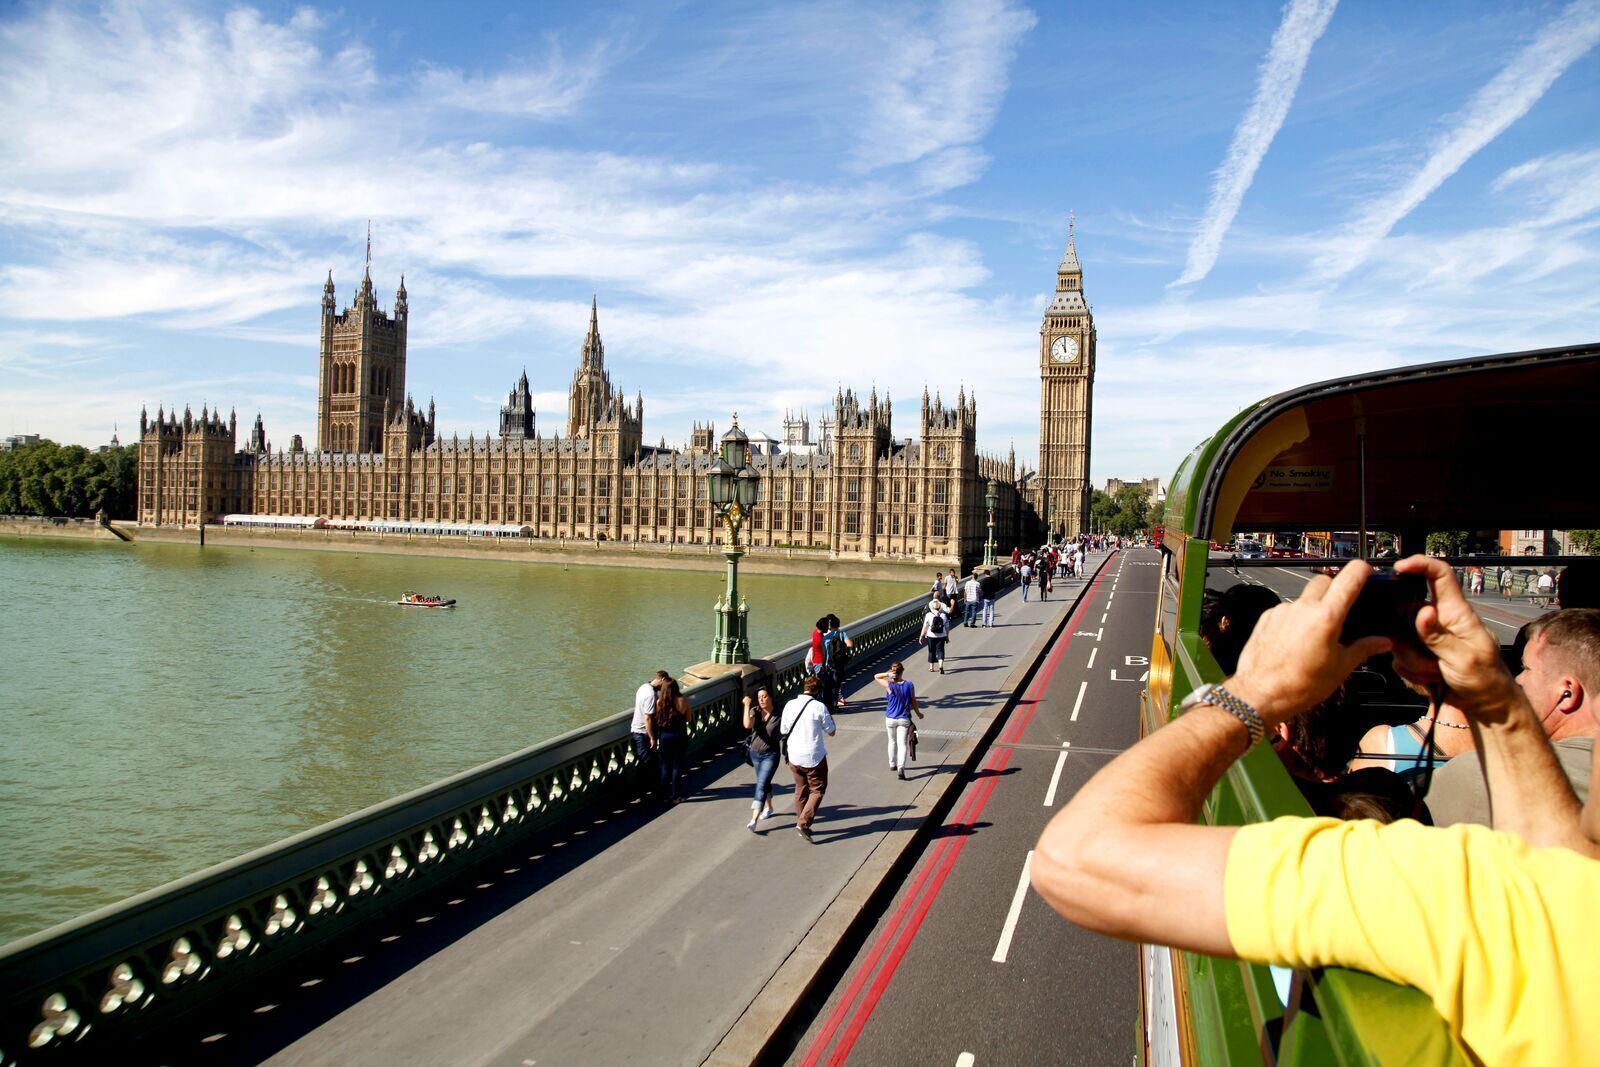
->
xmin=1190 ymin=684 xmax=1264 ymax=747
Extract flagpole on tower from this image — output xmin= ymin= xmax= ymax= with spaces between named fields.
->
xmin=366 ymin=220 xmax=372 ymax=272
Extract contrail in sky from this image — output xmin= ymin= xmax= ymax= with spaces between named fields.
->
xmin=1314 ymin=0 xmax=1600 ymax=280
xmin=1172 ymin=0 xmax=1338 ymax=288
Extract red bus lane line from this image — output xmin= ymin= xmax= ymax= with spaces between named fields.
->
xmin=800 ymin=795 xmax=997 ymax=1066
xmin=805 ymin=560 xmax=1116 ymax=1065
xmin=801 ymin=571 xmax=1103 ymax=1067
xmin=798 ymin=778 xmax=994 ymax=1067
xmin=827 ymin=750 xmax=1017 ymax=1064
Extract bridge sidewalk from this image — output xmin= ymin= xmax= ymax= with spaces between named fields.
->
xmin=153 ymin=563 xmax=1104 ymax=1067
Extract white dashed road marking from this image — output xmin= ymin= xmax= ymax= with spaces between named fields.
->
xmin=991 ymin=851 xmax=1035 ymax=964
xmin=1070 ymin=680 xmax=1087 ymax=722
xmin=1043 ymin=742 xmax=1070 ymax=807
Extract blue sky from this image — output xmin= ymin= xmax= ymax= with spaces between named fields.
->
xmin=2 ymin=0 xmax=1596 ymax=486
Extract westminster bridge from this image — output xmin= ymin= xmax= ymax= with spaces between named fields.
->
xmin=1 ymin=550 xmax=1159 ymax=1066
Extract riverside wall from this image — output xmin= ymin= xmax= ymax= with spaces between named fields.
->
xmin=68 ymin=521 xmax=951 ymax=581
xmin=0 ymin=516 xmax=125 ymax=542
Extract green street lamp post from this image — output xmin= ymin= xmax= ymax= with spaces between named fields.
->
xmin=983 ymin=479 xmax=998 ymax=567
xmin=707 ymin=414 xmax=761 ymax=664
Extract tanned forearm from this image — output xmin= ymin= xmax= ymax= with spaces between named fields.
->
xmin=1033 ymin=705 xmax=1244 ymax=957
xmin=1468 ymin=684 xmax=1596 ymax=856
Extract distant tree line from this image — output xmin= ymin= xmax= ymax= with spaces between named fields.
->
xmin=0 ymin=440 xmax=138 ymax=519
xmin=1089 ymin=485 xmax=1163 ymax=538
xmin=1425 ymin=530 xmax=1600 ymax=556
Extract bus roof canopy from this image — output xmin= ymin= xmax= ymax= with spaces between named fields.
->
xmin=1169 ymin=345 xmax=1600 ymax=540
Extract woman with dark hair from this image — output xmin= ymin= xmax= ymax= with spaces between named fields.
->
xmin=655 ymin=676 xmax=695 ymax=803
xmin=806 ymin=616 xmax=829 ymax=678
xmin=742 ymin=687 xmax=782 ymax=831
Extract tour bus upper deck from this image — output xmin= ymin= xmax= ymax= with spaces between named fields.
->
xmin=1142 ymin=344 xmax=1600 ymax=1066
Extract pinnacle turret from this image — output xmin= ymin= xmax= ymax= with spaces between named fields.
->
xmin=581 ymin=295 xmax=604 ymax=368
xmin=1059 ymin=210 xmax=1081 ymax=274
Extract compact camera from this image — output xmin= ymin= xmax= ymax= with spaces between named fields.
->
xmin=1339 ymin=570 xmax=1428 ymax=648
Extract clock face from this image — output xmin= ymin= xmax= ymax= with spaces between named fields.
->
xmin=1050 ymin=336 xmax=1080 ymax=363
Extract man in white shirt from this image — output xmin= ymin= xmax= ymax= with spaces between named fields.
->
xmin=963 ymin=572 xmax=982 ymax=627
xmin=631 ymin=671 xmax=667 ymax=794
xmin=781 ymin=676 xmax=837 ymax=841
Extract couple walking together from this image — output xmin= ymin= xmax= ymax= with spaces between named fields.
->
xmin=630 ymin=670 xmax=696 ymax=803
xmin=741 ymin=664 xmax=925 ymax=841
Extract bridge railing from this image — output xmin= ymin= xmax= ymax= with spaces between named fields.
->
xmin=0 ymin=577 xmax=970 ymax=1062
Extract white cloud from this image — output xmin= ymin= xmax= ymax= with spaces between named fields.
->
xmin=1312 ymin=0 xmax=1600 ymax=280
xmin=1493 ymin=148 xmax=1600 ymax=227
xmin=418 ymin=39 xmax=607 ymax=118
xmin=852 ymin=0 xmax=1036 ymax=172
xmin=1173 ymin=0 xmax=1338 ymax=288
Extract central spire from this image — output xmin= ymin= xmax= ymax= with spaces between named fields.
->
xmin=581 ymin=294 xmax=603 ymax=368
xmin=1059 ymin=210 xmax=1081 ymax=274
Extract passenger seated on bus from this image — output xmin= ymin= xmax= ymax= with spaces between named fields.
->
xmin=1426 ymin=608 xmax=1598 ymax=827
xmin=1267 ymin=688 xmax=1423 ymax=823
xmin=1267 ymin=687 xmax=1361 ymax=782
xmin=1032 ymin=558 xmax=1600 ymax=1066
xmin=1199 ymin=583 xmax=1282 ymax=674
xmin=1349 ymin=681 xmax=1474 ymax=776
xmin=1302 ymin=767 xmax=1421 ymax=824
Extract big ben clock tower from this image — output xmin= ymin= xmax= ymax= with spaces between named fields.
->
xmin=1038 ymin=214 xmax=1095 ymax=538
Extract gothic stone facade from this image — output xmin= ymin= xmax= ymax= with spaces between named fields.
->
xmin=138 ymin=274 xmax=1028 ymax=563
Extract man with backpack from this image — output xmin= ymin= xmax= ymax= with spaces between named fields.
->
xmin=821 ymin=614 xmax=855 ymax=708
xmin=780 ymin=676 xmax=836 ymax=842
xmin=920 ymin=598 xmax=951 ymax=673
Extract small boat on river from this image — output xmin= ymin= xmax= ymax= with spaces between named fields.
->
xmin=397 ymin=592 xmax=456 ymax=608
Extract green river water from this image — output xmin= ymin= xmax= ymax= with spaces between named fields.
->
xmin=0 ymin=537 xmax=918 ymax=944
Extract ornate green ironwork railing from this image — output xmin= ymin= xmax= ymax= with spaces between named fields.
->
xmin=0 ymin=577 xmax=982 ymax=1064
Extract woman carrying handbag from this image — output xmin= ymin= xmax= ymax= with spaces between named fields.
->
xmin=741 ymin=688 xmax=782 ymax=831
xmin=874 ymin=662 xmax=925 ymax=780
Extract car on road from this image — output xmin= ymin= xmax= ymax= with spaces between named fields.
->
xmin=1236 ymin=539 xmax=1265 ymax=559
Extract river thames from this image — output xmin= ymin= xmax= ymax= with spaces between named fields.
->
xmin=0 ymin=536 xmax=918 ymax=943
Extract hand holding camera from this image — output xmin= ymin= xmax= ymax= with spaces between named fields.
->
xmin=1229 ymin=560 xmax=1395 ymax=726
xmin=1391 ymin=555 xmax=1518 ymax=715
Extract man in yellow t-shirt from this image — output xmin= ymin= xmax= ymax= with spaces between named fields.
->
xmin=1032 ymin=558 xmax=1600 ymax=1065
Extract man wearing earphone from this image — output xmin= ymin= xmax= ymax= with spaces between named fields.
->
xmin=1427 ymin=608 xmax=1598 ymax=826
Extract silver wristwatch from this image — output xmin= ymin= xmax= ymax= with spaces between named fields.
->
xmin=1179 ymin=683 xmax=1264 ymax=747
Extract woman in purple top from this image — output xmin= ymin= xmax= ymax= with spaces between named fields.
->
xmin=874 ymin=661 xmax=925 ymax=780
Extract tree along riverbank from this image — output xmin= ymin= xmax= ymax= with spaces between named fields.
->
xmin=0 ymin=440 xmax=136 ymax=518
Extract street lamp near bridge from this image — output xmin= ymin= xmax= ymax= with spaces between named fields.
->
xmin=706 ymin=415 xmax=761 ymax=664
xmin=983 ymin=479 xmax=998 ymax=567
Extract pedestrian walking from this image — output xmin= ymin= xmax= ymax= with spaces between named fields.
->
xmin=942 ymin=569 xmax=960 ymax=620
xmin=630 ymin=671 xmax=667 ymax=797
xmin=963 ymin=571 xmax=982 ymax=627
xmin=1037 ymin=559 xmax=1050 ymax=601
xmin=654 ymin=676 xmax=694 ymax=803
xmin=805 ymin=615 xmax=828 ymax=678
xmin=1020 ymin=558 xmax=1032 ymax=601
xmin=874 ymin=662 xmax=925 ymax=779
xmin=741 ymin=687 xmax=782 ymax=831
xmin=980 ymin=568 xmax=997 ymax=626
xmin=821 ymin=614 xmax=855 ymax=708
xmin=920 ymin=598 xmax=950 ymax=673
xmin=780 ymin=677 xmax=836 ymax=842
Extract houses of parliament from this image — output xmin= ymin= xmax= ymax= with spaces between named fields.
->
xmin=137 ymin=228 xmax=1095 ymax=563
